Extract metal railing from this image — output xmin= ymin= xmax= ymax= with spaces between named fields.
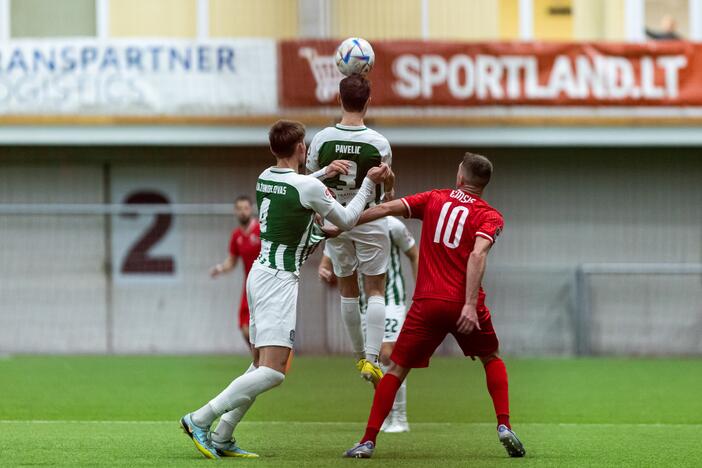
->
xmin=574 ymin=262 xmax=702 ymax=355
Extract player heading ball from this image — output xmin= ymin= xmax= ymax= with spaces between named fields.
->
xmin=181 ymin=120 xmax=390 ymax=460
xmin=307 ymin=73 xmax=394 ymax=387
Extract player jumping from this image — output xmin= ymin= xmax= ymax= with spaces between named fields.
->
xmin=181 ymin=120 xmax=390 ymax=459
xmin=319 ymin=216 xmax=418 ymax=432
xmin=307 ymin=73 xmax=394 ymax=386
xmin=343 ymin=152 xmax=526 ymax=459
xmin=210 ymin=196 xmax=260 ymax=355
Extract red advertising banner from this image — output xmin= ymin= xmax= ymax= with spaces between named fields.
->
xmin=279 ymin=40 xmax=701 ymax=107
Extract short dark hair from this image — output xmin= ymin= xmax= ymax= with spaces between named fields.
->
xmin=462 ymin=152 xmax=493 ymax=188
xmin=269 ymin=120 xmax=305 ymax=158
xmin=235 ymin=195 xmax=252 ymax=205
xmin=339 ymin=74 xmax=371 ymax=112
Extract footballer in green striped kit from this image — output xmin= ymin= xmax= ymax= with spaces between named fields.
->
xmin=319 ymin=216 xmax=419 ymax=432
xmin=307 ymin=73 xmax=394 ymax=388
xmin=181 ymin=120 xmax=390 ymax=459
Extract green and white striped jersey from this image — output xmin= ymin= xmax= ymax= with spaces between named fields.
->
xmin=255 ymin=167 xmax=335 ymax=274
xmin=307 ymin=124 xmax=392 ymax=206
xmin=359 ymin=217 xmax=416 ymax=309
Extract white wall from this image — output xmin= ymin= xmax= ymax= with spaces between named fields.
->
xmin=0 ymin=146 xmax=700 ymax=355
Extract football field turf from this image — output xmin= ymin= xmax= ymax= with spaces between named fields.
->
xmin=1 ymin=355 xmax=700 ymax=467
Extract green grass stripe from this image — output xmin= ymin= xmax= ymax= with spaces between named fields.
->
xmin=2 ymin=356 xmax=702 ymax=467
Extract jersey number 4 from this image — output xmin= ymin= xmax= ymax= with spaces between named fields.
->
xmin=433 ymin=202 xmax=469 ymax=249
xmin=259 ymin=198 xmax=271 ymax=233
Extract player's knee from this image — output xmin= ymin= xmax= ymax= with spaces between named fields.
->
xmin=479 ymin=351 xmax=500 ymax=367
xmin=259 ymin=366 xmax=286 ymax=387
xmin=380 ymin=343 xmax=394 ymax=365
xmin=339 ymin=276 xmax=360 ymax=297
xmin=387 ymin=361 xmax=409 ymax=381
xmin=363 ymin=274 xmax=386 ymax=297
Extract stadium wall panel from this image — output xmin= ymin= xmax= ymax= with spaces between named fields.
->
xmin=0 ymin=146 xmax=700 ymax=356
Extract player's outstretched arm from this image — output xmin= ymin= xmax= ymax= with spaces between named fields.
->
xmin=456 ymin=237 xmax=493 ymax=334
xmin=320 ymin=164 xmax=390 ymax=231
xmin=356 ymin=199 xmax=408 ymax=226
xmin=309 ymin=160 xmax=351 ymax=180
xmin=210 ymin=255 xmax=236 ymax=278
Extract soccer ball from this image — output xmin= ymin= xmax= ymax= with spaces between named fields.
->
xmin=335 ymin=37 xmax=375 ymax=76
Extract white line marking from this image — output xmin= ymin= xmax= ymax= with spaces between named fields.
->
xmin=0 ymin=420 xmax=700 ymax=428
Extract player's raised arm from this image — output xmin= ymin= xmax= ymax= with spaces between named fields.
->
xmin=356 ymin=199 xmax=408 ymax=226
xmin=309 ymin=160 xmax=352 ymax=180
xmin=383 ymin=167 xmax=396 ymax=201
xmin=304 ymin=164 xmax=390 ymax=231
xmin=456 ymin=236 xmax=493 ymax=334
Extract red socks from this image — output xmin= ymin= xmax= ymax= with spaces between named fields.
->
xmin=361 ymin=373 xmax=402 ymax=444
xmin=360 ymin=361 xmax=509 ymax=446
xmin=484 ymin=357 xmax=511 ymax=429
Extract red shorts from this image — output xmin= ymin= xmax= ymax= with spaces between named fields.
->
xmin=238 ymin=284 xmax=250 ymax=329
xmin=390 ymin=298 xmax=499 ymax=369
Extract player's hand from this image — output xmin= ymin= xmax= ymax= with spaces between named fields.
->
xmin=384 ymin=188 xmax=395 ymax=201
xmin=367 ymin=163 xmax=390 ymax=184
xmin=456 ymin=303 xmax=481 ymax=334
xmin=318 ymin=264 xmax=336 ymax=284
xmin=325 ymin=160 xmax=351 ymax=178
xmin=321 ymin=223 xmax=342 ymax=238
xmin=209 ymin=265 xmax=223 ymax=278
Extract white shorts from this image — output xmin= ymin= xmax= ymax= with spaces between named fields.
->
xmin=246 ymin=264 xmax=298 ymax=349
xmin=326 ymin=218 xmax=390 ymax=278
xmin=383 ymin=303 xmax=407 ymax=343
xmin=360 ymin=302 xmax=407 ymax=343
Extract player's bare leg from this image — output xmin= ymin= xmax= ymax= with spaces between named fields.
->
xmin=337 ymin=273 xmax=367 ymax=373
xmin=344 ymin=361 xmax=411 ymax=458
xmin=479 ymin=351 xmax=525 ymax=457
xmin=379 ymin=342 xmax=408 ymax=433
xmin=240 ymin=324 xmax=255 ymax=359
xmin=358 ymin=273 xmax=386 ymax=386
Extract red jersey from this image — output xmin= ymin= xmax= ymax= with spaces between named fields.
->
xmin=401 ymin=189 xmax=503 ymax=305
xmin=228 ymin=220 xmax=261 ymax=275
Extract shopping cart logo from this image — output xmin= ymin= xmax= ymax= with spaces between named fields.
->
xmin=299 ymin=47 xmax=345 ymax=103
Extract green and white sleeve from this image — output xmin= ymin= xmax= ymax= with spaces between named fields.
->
xmin=300 ymin=176 xmax=375 ymax=230
xmin=388 ymin=217 xmax=415 ymax=253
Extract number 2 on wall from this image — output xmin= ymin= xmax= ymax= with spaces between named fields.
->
xmin=120 ymin=191 xmax=175 ymax=274
xmin=433 ymin=202 xmax=469 ymax=249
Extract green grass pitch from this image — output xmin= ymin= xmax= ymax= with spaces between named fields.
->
xmin=1 ymin=355 xmax=701 ymax=467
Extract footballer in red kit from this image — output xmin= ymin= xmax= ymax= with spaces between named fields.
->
xmin=210 ymin=196 xmax=261 ymax=352
xmin=344 ymin=153 xmax=526 ymax=459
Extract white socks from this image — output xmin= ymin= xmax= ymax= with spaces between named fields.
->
xmin=340 ymin=296 xmax=365 ymax=360
xmin=364 ymin=296 xmax=385 ymax=362
xmin=380 ymin=362 xmax=407 ymax=422
xmin=191 ymin=365 xmax=285 ymax=428
xmin=394 ymin=379 xmax=407 ymax=414
xmin=210 ymin=363 xmax=257 ymax=443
